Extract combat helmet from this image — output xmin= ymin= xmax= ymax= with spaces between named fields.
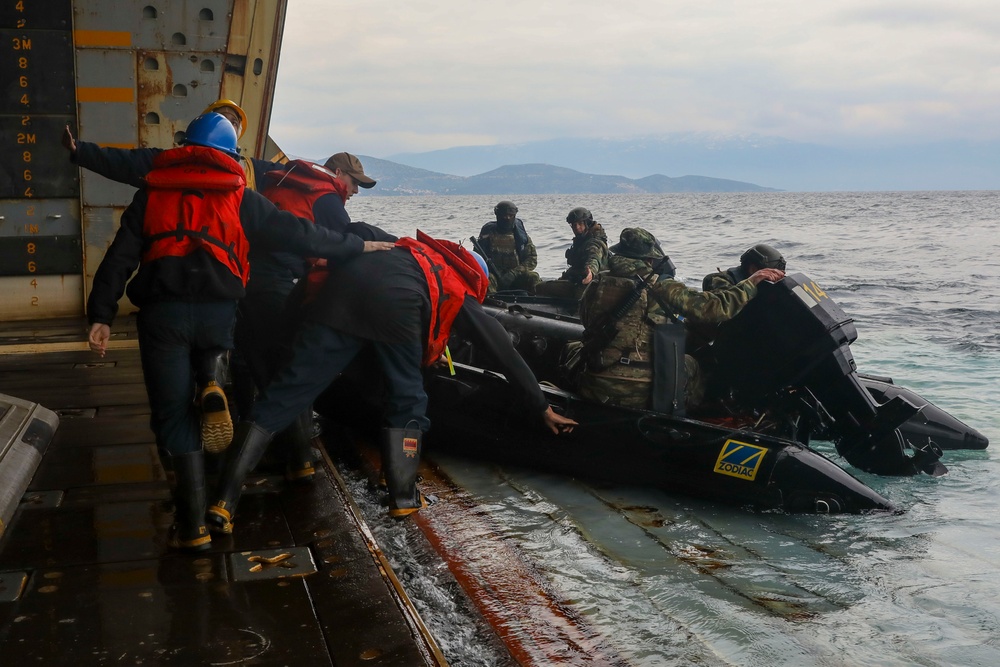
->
xmin=610 ymin=228 xmax=665 ymax=260
xmin=566 ymin=206 xmax=594 ymax=226
xmin=740 ymin=243 xmax=786 ymax=271
xmin=494 ymin=200 xmax=518 ymax=218
xmin=182 ymin=113 xmax=240 ymax=159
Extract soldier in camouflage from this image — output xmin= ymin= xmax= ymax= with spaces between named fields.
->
xmin=576 ymin=228 xmax=784 ymax=411
xmin=547 ymin=207 xmax=609 ymax=298
xmin=475 ymin=201 xmax=541 ymax=292
xmin=690 ymin=243 xmax=787 ymax=356
xmin=702 ymin=243 xmax=786 ymax=292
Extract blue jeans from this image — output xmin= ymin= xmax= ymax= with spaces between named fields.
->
xmin=137 ymin=300 xmax=238 ymax=456
xmin=252 ymin=321 xmax=429 ymax=435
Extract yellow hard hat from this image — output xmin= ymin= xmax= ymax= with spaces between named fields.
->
xmin=202 ymin=99 xmax=247 ymax=138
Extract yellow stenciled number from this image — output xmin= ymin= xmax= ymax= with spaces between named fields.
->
xmin=802 ymin=281 xmax=828 ymax=302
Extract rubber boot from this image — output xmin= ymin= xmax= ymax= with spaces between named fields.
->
xmin=206 ymin=422 xmax=273 ymax=534
xmin=197 ymin=348 xmax=233 ymax=454
xmin=279 ymin=410 xmax=316 ymax=482
xmin=166 ymin=451 xmax=212 ymax=552
xmin=228 ymin=348 xmax=258 ymax=422
xmin=383 ymin=423 xmax=427 ymax=518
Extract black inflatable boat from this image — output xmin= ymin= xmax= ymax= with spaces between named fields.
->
xmin=419 ymin=273 xmax=987 ymax=514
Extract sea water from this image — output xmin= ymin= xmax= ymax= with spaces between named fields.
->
xmin=343 ymin=191 xmax=1000 ymax=666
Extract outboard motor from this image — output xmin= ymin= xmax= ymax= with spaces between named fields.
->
xmin=706 ymin=273 xmax=942 ymax=476
xmin=479 ymin=298 xmax=584 ymax=384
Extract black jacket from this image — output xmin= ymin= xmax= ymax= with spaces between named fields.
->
xmin=87 ymin=186 xmax=365 ymax=325
xmin=306 ymin=248 xmax=549 ymax=415
xmin=72 ymin=141 xmax=280 ymax=190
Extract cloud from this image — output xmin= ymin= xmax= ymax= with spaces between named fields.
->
xmin=269 ymin=1 xmax=1000 ymax=157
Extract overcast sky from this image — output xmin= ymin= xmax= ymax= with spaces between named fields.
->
xmin=268 ymin=0 xmax=1000 ymax=159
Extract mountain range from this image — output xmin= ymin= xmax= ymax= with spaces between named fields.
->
xmin=371 ymin=133 xmax=999 ymax=192
xmin=351 ymin=158 xmax=777 ymax=196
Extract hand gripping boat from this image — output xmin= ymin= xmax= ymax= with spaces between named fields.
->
xmin=421 ymin=273 xmax=987 ymax=514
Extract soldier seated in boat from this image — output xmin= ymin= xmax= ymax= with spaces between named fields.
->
xmin=688 ymin=243 xmax=788 ymax=356
xmin=535 ymin=206 xmax=610 ymax=300
xmin=473 ymin=200 xmax=541 ymax=293
xmin=703 ymin=243 xmax=786 ymax=292
xmin=575 ymin=228 xmax=784 ymax=415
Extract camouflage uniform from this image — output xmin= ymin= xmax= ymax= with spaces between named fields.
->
xmin=696 ymin=244 xmax=783 ymax=351
xmin=703 ymin=244 xmax=784 ymax=292
xmin=476 ymin=219 xmax=540 ymax=292
xmin=702 ymin=268 xmax=745 ymax=292
xmin=577 ymin=228 xmax=758 ymax=411
xmin=551 ymin=223 xmax=609 ymax=299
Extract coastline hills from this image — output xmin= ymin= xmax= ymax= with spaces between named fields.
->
xmin=380 ymin=133 xmax=999 ymax=192
xmin=295 ymin=132 xmax=998 ymax=193
xmin=348 ymin=158 xmax=778 ymax=196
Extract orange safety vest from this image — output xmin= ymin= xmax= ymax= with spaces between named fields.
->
xmin=397 ymin=231 xmax=489 ymax=366
xmin=261 ymin=159 xmax=347 ymax=219
xmin=142 ymin=146 xmax=250 ymax=285
xmin=262 ymin=160 xmax=350 ymax=298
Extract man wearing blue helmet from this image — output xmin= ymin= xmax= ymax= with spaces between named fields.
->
xmin=85 ymin=113 xmax=394 ymax=553
xmin=62 ymin=105 xmax=287 ymax=450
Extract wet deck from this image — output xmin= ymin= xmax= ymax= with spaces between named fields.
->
xmin=0 ymin=316 xmax=446 ymax=666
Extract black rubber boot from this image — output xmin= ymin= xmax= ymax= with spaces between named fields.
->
xmin=206 ymin=422 xmax=273 ymax=534
xmin=279 ymin=410 xmax=316 ymax=482
xmin=382 ymin=423 xmax=427 ymax=518
xmin=228 ymin=349 xmax=258 ymax=422
xmin=197 ymin=348 xmax=233 ymax=454
xmin=167 ymin=450 xmax=212 ymax=552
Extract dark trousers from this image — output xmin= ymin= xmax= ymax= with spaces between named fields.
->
xmin=252 ymin=321 xmax=429 ymax=435
xmin=137 ymin=301 xmax=238 ymax=456
xmin=232 ymin=283 xmax=294 ymax=418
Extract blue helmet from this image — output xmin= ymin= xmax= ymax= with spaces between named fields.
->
xmin=182 ymin=112 xmax=239 ymax=158
xmin=470 ymin=250 xmax=489 ymax=280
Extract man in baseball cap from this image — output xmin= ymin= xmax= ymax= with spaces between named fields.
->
xmin=323 ymin=152 xmax=377 ymax=196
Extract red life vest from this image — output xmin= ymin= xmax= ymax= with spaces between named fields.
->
xmin=262 ymin=160 xmax=350 ymax=299
xmin=261 ymin=159 xmax=348 ymax=219
xmin=397 ymin=230 xmax=489 ymax=367
xmin=142 ymin=146 xmax=250 ymax=284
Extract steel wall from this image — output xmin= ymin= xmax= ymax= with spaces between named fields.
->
xmin=0 ymin=0 xmax=287 ymax=321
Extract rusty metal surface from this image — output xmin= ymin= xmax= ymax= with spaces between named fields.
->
xmin=1 ymin=0 xmax=289 ymax=322
xmin=0 ymin=319 xmax=448 ymax=666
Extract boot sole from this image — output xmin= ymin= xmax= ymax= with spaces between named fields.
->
xmin=285 ymin=463 xmax=315 ymax=481
xmin=167 ymin=527 xmax=212 ymax=552
xmin=200 ymin=386 xmax=233 ymax=454
xmin=388 ymin=493 xmax=429 ymax=518
xmin=206 ymin=505 xmax=234 ymax=534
